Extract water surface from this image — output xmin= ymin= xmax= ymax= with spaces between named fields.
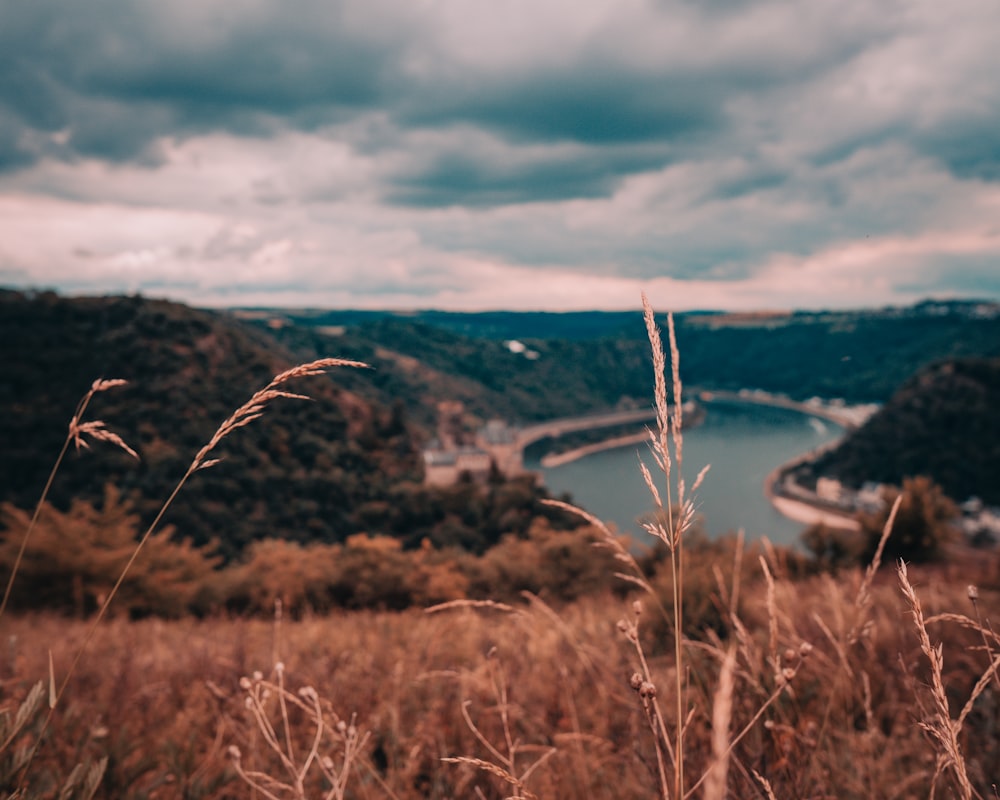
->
xmin=527 ymin=402 xmax=842 ymax=548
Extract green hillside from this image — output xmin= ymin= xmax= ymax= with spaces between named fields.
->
xmin=260 ymin=315 xmax=656 ymax=425
xmin=810 ymin=358 xmax=1000 ymax=504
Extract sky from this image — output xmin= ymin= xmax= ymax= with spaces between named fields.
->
xmin=2 ymin=0 xmax=1000 ymax=312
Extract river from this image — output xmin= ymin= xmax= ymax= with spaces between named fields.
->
xmin=525 ymin=401 xmax=844 ymax=549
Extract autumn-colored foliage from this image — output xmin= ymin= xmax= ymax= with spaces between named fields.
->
xmin=0 ymin=486 xmax=218 ymax=617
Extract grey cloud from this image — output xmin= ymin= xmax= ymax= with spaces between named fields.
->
xmin=0 ymin=0 xmax=393 ymax=108
xmin=401 ymin=68 xmax=720 ymax=147
xmin=0 ymin=0 xmax=884 ymax=186
xmin=66 ymin=99 xmax=175 ymax=164
xmin=0 ymin=0 xmax=401 ymax=170
xmin=896 ymin=259 xmax=1000 ymax=296
xmin=2 ymin=0 xmax=1000 ymax=312
xmin=409 ymin=137 xmax=958 ymax=284
xmin=94 ymin=33 xmax=388 ymax=118
xmin=0 ymin=122 xmax=38 ymax=171
xmin=802 ymin=100 xmax=1000 ymax=186
xmin=707 ymin=168 xmax=788 ymax=201
xmin=386 ymin=142 xmax=673 ymax=207
xmin=918 ymin=120 xmax=1000 ymax=182
xmin=0 ymin=54 xmax=67 ymax=132
xmin=411 ymin=205 xmax=765 ymax=281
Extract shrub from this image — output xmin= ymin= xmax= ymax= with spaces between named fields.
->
xmin=858 ymin=475 xmax=959 ymax=564
xmin=468 ymin=517 xmax=625 ymax=603
xmin=0 ymin=486 xmax=219 ymax=617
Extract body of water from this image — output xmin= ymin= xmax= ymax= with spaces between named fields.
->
xmin=526 ymin=401 xmax=843 ymax=548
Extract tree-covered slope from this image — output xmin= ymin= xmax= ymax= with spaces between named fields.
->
xmin=0 ymin=290 xmax=574 ymax=559
xmin=266 ymin=301 xmax=1000 ymax=418
xmin=810 ymin=358 xmax=1000 ymax=504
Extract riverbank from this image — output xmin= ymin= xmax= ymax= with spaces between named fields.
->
xmin=697 ymin=391 xmax=870 ymax=532
xmin=536 ymin=403 xmax=707 ymax=468
xmin=532 ymin=395 xmax=870 ymax=543
xmin=762 ymin=436 xmax=861 ymax=531
xmin=767 ymin=494 xmax=860 ymax=530
xmin=534 ymin=396 xmax=861 ymax=531
xmin=540 ymin=431 xmax=650 ymax=467
xmin=763 ymin=458 xmax=860 ymax=531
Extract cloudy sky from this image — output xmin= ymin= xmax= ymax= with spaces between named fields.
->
xmin=2 ymin=0 xmax=999 ymax=311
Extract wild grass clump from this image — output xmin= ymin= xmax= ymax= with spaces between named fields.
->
xmin=3 ymin=566 xmax=998 ymax=798
xmin=229 ymin=661 xmax=370 ymax=799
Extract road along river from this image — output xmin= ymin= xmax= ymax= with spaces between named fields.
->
xmin=525 ymin=400 xmax=845 ymax=548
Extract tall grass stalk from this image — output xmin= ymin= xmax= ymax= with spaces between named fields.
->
xmin=0 ymin=378 xmax=136 ymax=620
xmin=897 ymin=560 xmax=974 ymax=800
xmin=443 ymin=648 xmax=556 ymax=800
xmin=554 ymin=296 xmax=709 ymax=799
xmin=639 ymin=292 xmax=703 ymax=799
xmin=16 ymin=357 xmax=366 ymax=790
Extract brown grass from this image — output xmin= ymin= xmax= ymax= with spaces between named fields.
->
xmin=2 ymin=563 xmax=999 ymax=798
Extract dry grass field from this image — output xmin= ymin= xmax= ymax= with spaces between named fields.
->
xmin=3 ymin=558 xmax=1000 ymax=799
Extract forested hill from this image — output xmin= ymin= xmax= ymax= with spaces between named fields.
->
xmin=4 ymin=290 xmax=1000 ymax=556
xmin=258 ymin=300 xmax=1000 ymax=415
xmin=0 ymin=290 xmax=577 ymax=559
xmin=810 ymin=358 xmax=1000 ymax=504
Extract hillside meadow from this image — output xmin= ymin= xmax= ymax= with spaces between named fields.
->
xmin=3 ymin=296 xmax=1000 ymax=798
xmin=3 ymin=553 xmax=1000 ymax=799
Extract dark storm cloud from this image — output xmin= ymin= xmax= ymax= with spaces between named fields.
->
xmin=0 ymin=0 xmax=891 ymax=205
xmin=94 ymin=31 xmax=388 ymax=118
xmin=918 ymin=120 xmax=1000 ymax=182
xmin=381 ymin=67 xmax=721 ymax=204
xmin=0 ymin=54 xmax=66 ymax=131
xmin=387 ymin=143 xmax=675 ymax=207
xmin=708 ymin=168 xmax=787 ymax=202
xmin=401 ymin=69 xmax=719 ymax=146
xmin=0 ymin=0 xmax=399 ymax=170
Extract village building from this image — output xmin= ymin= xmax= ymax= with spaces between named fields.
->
xmin=422 ymin=401 xmax=523 ymax=486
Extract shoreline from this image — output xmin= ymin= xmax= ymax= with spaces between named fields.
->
xmin=708 ymin=392 xmax=866 ymax=532
xmin=536 ymin=404 xmax=707 ymax=468
xmin=767 ymin=495 xmax=860 ymax=531
xmin=762 ymin=456 xmax=860 ymax=531
xmin=539 ymin=431 xmax=651 ymax=467
xmin=536 ymin=393 xmax=867 ymax=533
xmin=760 ymin=429 xmax=862 ymax=530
